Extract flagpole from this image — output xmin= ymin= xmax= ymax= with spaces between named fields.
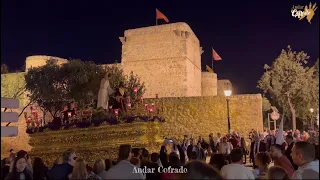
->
xmin=155 ymin=9 xmax=158 ymax=26
xmin=211 ymin=47 xmax=214 ymax=70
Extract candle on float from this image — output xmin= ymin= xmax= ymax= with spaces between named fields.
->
xmin=114 ymin=109 xmax=119 ymax=116
xmin=151 ymin=103 xmax=155 ymax=107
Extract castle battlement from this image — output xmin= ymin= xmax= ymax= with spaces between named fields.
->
xmin=124 ymin=22 xmax=199 ymax=45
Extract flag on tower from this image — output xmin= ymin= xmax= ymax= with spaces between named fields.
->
xmin=212 ymin=48 xmax=222 ymax=61
xmin=206 ymin=65 xmax=214 ymax=73
xmin=156 ymin=9 xmax=169 ymax=23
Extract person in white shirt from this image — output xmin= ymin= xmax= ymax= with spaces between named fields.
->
xmin=215 ymin=133 xmax=222 ymax=147
xmin=105 ymin=144 xmax=145 ymax=179
xmin=220 ymin=148 xmax=255 ymax=179
xmin=218 ymin=137 xmax=233 ymax=155
xmin=291 ymin=141 xmax=319 ymax=179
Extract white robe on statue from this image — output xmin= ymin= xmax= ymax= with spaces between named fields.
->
xmin=97 ymin=78 xmax=114 ymax=109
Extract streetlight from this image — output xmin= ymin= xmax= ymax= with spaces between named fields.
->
xmin=224 ymin=90 xmax=232 ymax=134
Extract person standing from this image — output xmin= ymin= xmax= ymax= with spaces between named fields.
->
xmin=5 ymin=157 xmax=32 ymax=180
xmin=285 ymin=135 xmax=298 ymax=170
xmin=250 ymin=134 xmax=266 ymax=168
xmin=209 ymin=133 xmax=216 ymax=154
xmin=220 ymin=148 xmax=255 ymax=179
xmin=291 ymin=141 xmax=319 ymax=179
xmin=105 ymin=144 xmax=144 ymax=179
xmin=269 ymin=144 xmax=294 ymax=178
xmin=217 ymin=137 xmax=233 ymax=155
xmin=240 ymin=135 xmax=248 ymax=164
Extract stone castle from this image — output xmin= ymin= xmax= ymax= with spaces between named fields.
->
xmin=23 ymin=22 xmax=232 ymax=98
xmin=2 ymin=23 xmax=259 ymax=161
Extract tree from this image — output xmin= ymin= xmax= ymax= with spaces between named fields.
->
xmin=262 ymin=97 xmax=272 ymax=129
xmin=25 ymin=59 xmax=146 ymax=121
xmin=103 ymin=65 xmax=146 ymax=108
xmin=257 ymin=46 xmax=319 ymax=130
xmin=1 ymin=64 xmax=9 ymax=74
xmin=262 ymin=97 xmax=271 ymax=112
xmin=61 ymin=59 xmax=106 ymax=109
xmin=25 ymin=60 xmax=67 ymax=119
xmin=1 ymin=72 xmax=32 ymax=126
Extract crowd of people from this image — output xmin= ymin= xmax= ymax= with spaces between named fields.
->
xmin=1 ymin=129 xmax=319 ymax=180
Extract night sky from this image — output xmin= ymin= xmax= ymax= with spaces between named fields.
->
xmin=1 ymin=0 xmax=319 ymax=94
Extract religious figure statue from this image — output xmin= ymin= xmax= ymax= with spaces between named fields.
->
xmin=113 ymin=82 xmax=126 ymax=111
xmin=97 ymin=74 xmax=114 ymax=110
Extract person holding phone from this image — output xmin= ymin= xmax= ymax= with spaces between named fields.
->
xmin=159 ymin=138 xmax=185 ymax=168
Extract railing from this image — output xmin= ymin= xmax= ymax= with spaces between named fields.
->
xmin=1 ymin=97 xmax=19 ymax=137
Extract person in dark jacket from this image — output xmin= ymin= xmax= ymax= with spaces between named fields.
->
xmin=159 ymin=138 xmax=185 ymax=168
xmin=285 ymin=135 xmax=298 ymax=170
xmin=32 ymin=157 xmax=48 ymax=180
xmin=46 ymin=150 xmax=76 ymax=180
xmin=104 ymin=159 xmax=112 ymax=171
xmin=250 ymin=134 xmax=266 ymax=168
xmin=147 ymin=153 xmax=161 ymax=180
xmin=5 ymin=157 xmax=33 ymax=180
xmin=187 ymin=139 xmax=195 ymax=160
xmin=1 ymin=158 xmax=10 ymax=180
xmin=209 ymin=134 xmax=216 ymax=153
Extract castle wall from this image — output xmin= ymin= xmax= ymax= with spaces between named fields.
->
xmin=25 ymin=55 xmax=68 ymax=72
xmin=121 ymin=23 xmax=202 ymax=98
xmin=1 ymin=73 xmax=28 ymax=107
xmin=1 ymin=73 xmax=33 ymax=159
xmin=201 ymin=72 xmax=218 ymax=96
xmin=122 ymin=58 xmax=188 ymax=98
xmin=217 ymin=79 xmax=233 ymax=96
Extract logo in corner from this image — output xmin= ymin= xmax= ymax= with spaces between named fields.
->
xmin=291 ymin=2 xmax=318 ymax=24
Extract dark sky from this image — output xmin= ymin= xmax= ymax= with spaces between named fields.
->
xmin=1 ymin=0 xmax=319 ymax=94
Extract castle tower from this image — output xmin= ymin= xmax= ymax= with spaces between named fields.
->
xmin=217 ymin=79 xmax=233 ymax=96
xmin=201 ymin=72 xmax=218 ymax=96
xmin=120 ymin=22 xmax=202 ymax=98
xmin=25 ymin=55 xmax=68 ymax=72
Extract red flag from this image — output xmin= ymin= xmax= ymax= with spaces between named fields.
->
xmin=212 ymin=48 xmax=222 ymax=61
xmin=156 ymin=9 xmax=169 ymax=23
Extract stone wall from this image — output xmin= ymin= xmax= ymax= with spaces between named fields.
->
xmin=153 ymin=94 xmax=263 ymax=138
xmin=201 ymin=72 xmax=218 ymax=96
xmin=23 ymin=94 xmax=262 ymax=165
xmin=1 ymin=72 xmax=28 ymax=107
xmin=217 ymin=79 xmax=233 ymax=96
xmin=25 ymin=55 xmax=68 ymax=72
xmin=121 ymin=22 xmax=202 ymax=98
xmin=1 ymin=73 xmax=33 ymax=159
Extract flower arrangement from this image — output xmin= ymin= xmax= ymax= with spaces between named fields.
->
xmin=26 ymin=87 xmax=164 ymax=134
xmin=27 ymin=113 xmax=165 ymax=134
